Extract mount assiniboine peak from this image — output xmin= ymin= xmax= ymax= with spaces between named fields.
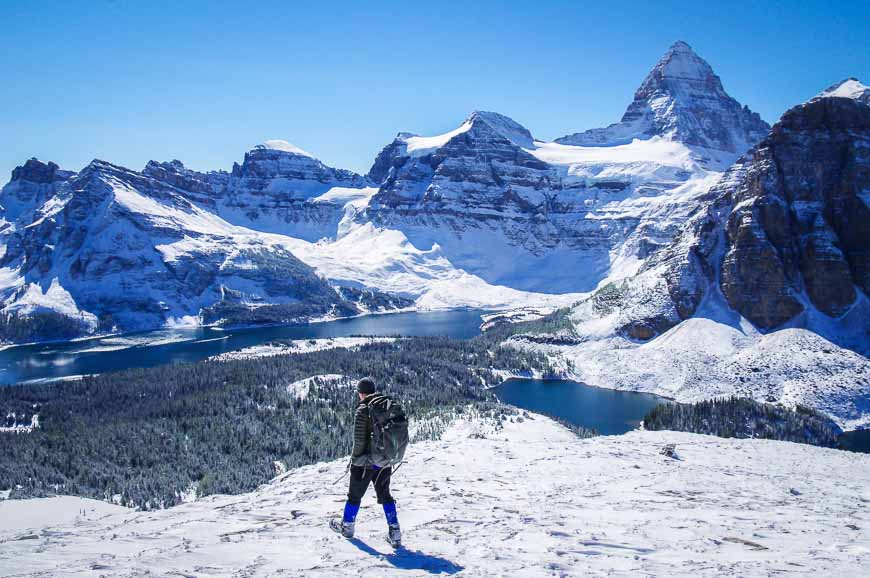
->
xmin=557 ymin=41 xmax=770 ymax=156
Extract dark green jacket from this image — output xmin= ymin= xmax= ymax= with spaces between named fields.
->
xmin=351 ymin=394 xmax=375 ymax=465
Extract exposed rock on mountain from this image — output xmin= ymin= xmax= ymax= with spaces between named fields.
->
xmin=145 ymin=141 xmax=373 ymax=242
xmin=0 ymin=159 xmax=74 ymax=227
xmin=218 ymin=140 xmax=370 ymax=241
xmin=0 ymin=158 xmax=384 ymax=337
xmin=368 ymin=110 xmax=555 ymax=220
xmin=557 ymin=41 xmax=770 ymax=157
xmin=720 ymin=96 xmax=870 ymax=327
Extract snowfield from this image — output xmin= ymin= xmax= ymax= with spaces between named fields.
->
xmin=280 ymin=222 xmax=588 ymax=311
xmin=1 ymin=413 xmax=867 ymax=577
xmin=209 ymin=337 xmax=398 ymax=361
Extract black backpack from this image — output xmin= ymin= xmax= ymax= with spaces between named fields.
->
xmin=366 ymin=394 xmax=409 ymax=468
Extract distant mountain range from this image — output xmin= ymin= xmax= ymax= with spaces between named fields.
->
xmin=1 ymin=44 xmax=867 ymax=403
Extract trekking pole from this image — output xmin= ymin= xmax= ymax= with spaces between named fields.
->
xmin=331 ymin=462 xmax=351 ymax=486
xmin=390 ymin=460 xmax=406 ymax=477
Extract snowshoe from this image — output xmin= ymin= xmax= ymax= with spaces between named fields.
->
xmin=387 ymin=523 xmax=402 ymax=548
xmin=329 ymin=518 xmax=354 ymax=539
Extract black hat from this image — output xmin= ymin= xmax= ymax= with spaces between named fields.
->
xmin=357 ymin=377 xmax=376 ymax=395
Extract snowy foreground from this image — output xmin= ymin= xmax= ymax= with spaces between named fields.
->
xmin=1 ymin=414 xmax=869 ymax=577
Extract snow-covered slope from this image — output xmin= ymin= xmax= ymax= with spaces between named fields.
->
xmin=2 ymin=413 xmax=867 ymax=576
xmin=814 ymin=77 xmax=870 ymax=104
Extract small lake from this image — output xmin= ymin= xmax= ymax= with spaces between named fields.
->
xmin=495 ymin=378 xmax=666 ymax=435
xmin=0 ymin=309 xmax=488 ymax=385
xmin=839 ymin=430 xmax=870 ymax=453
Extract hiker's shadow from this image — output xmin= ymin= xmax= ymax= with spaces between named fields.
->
xmin=348 ymin=538 xmax=463 ymax=575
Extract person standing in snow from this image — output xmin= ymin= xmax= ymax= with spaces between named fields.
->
xmin=330 ymin=377 xmax=407 ymax=547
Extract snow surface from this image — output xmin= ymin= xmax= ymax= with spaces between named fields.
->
xmin=514 ymin=313 xmax=870 ymax=430
xmin=210 ymin=337 xmax=397 ymax=361
xmin=3 ymin=278 xmax=98 ymax=330
xmin=286 ymin=374 xmax=349 ymax=399
xmin=815 ymin=78 xmax=869 ymax=102
xmin=257 ymin=140 xmax=315 ymax=158
xmin=0 ymin=496 xmax=126 ymax=534
xmin=1 ymin=413 xmax=867 ymax=576
xmin=281 ymin=223 xmax=586 ymax=310
xmin=403 ymin=121 xmax=472 ymax=157
xmin=530 ymin=136 xmax=698 ymax=170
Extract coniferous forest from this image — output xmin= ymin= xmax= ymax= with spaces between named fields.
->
xmin=643 ymin=397 xmax=842 ymax=447
xmin=0 ymin=336 xmax=553 ymax=509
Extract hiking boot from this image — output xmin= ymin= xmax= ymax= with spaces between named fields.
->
xmin=330 ymin=518 xmax=354 ymax=538
xmin=387 ymin=523 xmax=401 ymax=547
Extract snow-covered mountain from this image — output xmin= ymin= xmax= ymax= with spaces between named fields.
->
xmin=144 ymin=140 xmax=373 ymax=242
xmin=2 ymin=412 xmax=868 ymax=576
xmin=507 ymin=85 xmax=870 ymax=430
xmin=556 ymin=41 xmax=770 ymax=157
xmin=0 ymin=158 xmax=397 ymax=336
xmin=814 ymin=77 xmax=870 ymax=104
xmin=357 ymin=43 xmax=767 ymax=294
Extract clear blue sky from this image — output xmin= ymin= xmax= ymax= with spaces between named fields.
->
xmin=1 ymin=0 xmax=867 ymax=184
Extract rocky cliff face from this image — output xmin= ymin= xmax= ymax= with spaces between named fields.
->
xmin=368 ymin=111 xmax=556 ymax=222
xmin=720 ymin=95 xmax=870 ymax=328
xmin=557 ymin=42 xmax=770 ymax=158
xmin=0 ymin=159 xmax=74 ymax=227
xmin=586 ymin=84 xmax=870 ymax=339
xmin=144 ymin=141 xmax=372 ymax=241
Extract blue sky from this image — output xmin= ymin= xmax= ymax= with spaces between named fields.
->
xmin=1 ymin=0 xmax=867 ymax=183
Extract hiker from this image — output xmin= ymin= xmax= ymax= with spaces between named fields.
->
xmin=330 ymin=377 xmax=408 ymax=547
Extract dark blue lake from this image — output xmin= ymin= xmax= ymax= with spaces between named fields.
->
xmin=495 ymin=378 xmax=666 ymax=435
xmin=839 ymin=430 xmax=870 ymax=453
xmin=0 ymin=309 xmax=488 ymax=385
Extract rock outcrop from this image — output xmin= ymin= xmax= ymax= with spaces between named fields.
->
xmin=720 ymin=95 xmax=870 ymax=327
xmin=0 ymin=159 xmax=74 ymax=225
xmin=145 ymin=141 xmax=373 ymax=241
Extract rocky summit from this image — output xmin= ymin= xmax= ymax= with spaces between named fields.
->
xmin=557 ymin=41 xmax=770 ymax=156
xmin=143 ymin=140 xmax=373 ymax=241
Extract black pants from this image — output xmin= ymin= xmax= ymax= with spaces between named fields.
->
xmin=347 ymin=465 xmax=394 ymax=506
